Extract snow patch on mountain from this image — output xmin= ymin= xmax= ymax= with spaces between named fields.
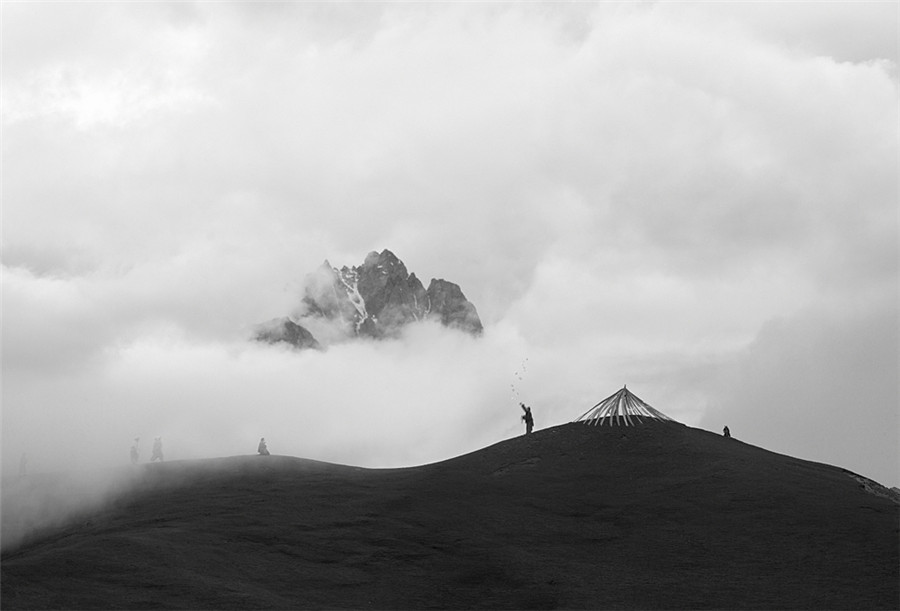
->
xmin=254 ymin=249 xmax=482 ymax=349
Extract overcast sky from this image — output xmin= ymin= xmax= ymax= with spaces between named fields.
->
xmin=2 ymin=2 xmax=897 ymax=486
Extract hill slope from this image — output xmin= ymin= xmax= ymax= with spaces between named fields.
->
xmin=2 ymin=422 xmax=898 ymax=609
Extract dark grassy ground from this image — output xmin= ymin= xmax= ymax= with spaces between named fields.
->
xmin=2 ymin=421 xmax=898 ymax=609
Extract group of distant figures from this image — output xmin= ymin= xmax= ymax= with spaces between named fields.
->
xmin=129 ymin=436 xmax=272 ymax=462
xmin=130 ymin=437 xmax=164 ymax=464
xmin=128 ymin=436 xmax=270 ymax=463
xmin=125 ymin=412 xmax=729 ymax=465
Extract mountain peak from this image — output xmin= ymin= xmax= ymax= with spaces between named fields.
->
xmin=255 ymin=251 xmax=482 ymax=348
xmin=254 ymin=317 xmax=321 ymax=350
xmin=363 ymin=249 xmax=401 ymax=267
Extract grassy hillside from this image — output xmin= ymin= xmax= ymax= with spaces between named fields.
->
xmin=2 ymin=421 xmax=898 ymax=609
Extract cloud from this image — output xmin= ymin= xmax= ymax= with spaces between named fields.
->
xmin=2 ymin=320 xmax=529 ymax=473
xmin=2 ymin=3 xmax=897 ymax=487
xmin=1 ymin=2 xmax=212 ymax=129
xmin=700 ymin=292 xmax=899 ymax=487
xmin=659 ymin=2 xmax=899 ymax=65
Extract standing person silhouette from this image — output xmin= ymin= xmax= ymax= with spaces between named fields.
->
xmin=258 ymin=437 xmax=270 ymax=456
xmin=150 ymin=437 xmax=164 ymax=462
xmin=723 ymin=426 xmax=731 ymax=438
xmin=520 ymin=403 xmax=534 ymax=435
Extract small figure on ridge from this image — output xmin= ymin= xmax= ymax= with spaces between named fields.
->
xmin=723 ymin=425 xmax=731 ymax=438
xmin=150 ymin=437 xmax=164 ymax=462
xmin=520 ymin=403 xmax=534 ymax=435
xmin=258 ymin=437 xmax=270 ymax=456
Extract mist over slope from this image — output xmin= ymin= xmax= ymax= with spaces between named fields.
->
xmin=2 ymin=422 xmax=897 ymax=610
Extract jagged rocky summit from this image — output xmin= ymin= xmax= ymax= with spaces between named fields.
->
xmin=256 ymin=250 xmax=483 ymax=349
xmin=254 ymin=317 xmax=321 ymax=350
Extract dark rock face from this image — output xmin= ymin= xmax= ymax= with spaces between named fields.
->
xmin=255 ymin=250 xmax=482 ymax=348
xmin=426 ymin=279 xmax=483 ymax=333
xmin=255 ymin=317 xmax=321 ymax=350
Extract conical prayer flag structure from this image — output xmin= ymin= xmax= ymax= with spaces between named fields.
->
xmin=575 ymin=386 xmax=674 ymax=426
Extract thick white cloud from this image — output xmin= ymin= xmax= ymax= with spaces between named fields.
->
xmin=2 ymin=3 xmax=897 ymax=485
xmin=2 ymin=321 xmax=527 ymax=471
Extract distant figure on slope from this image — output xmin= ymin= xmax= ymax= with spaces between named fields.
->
xmin=723 ymin=426 xmax=731 ymax=438
xmin=258 ymin=437 xmax=270 ymax=456
xmin=150 ymin=437 xmax=164 ymax=462
xmin=521 ymin=403 xmax=534 ymax=435
xmin=130 ymin=437 xmax=140 ymax=464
